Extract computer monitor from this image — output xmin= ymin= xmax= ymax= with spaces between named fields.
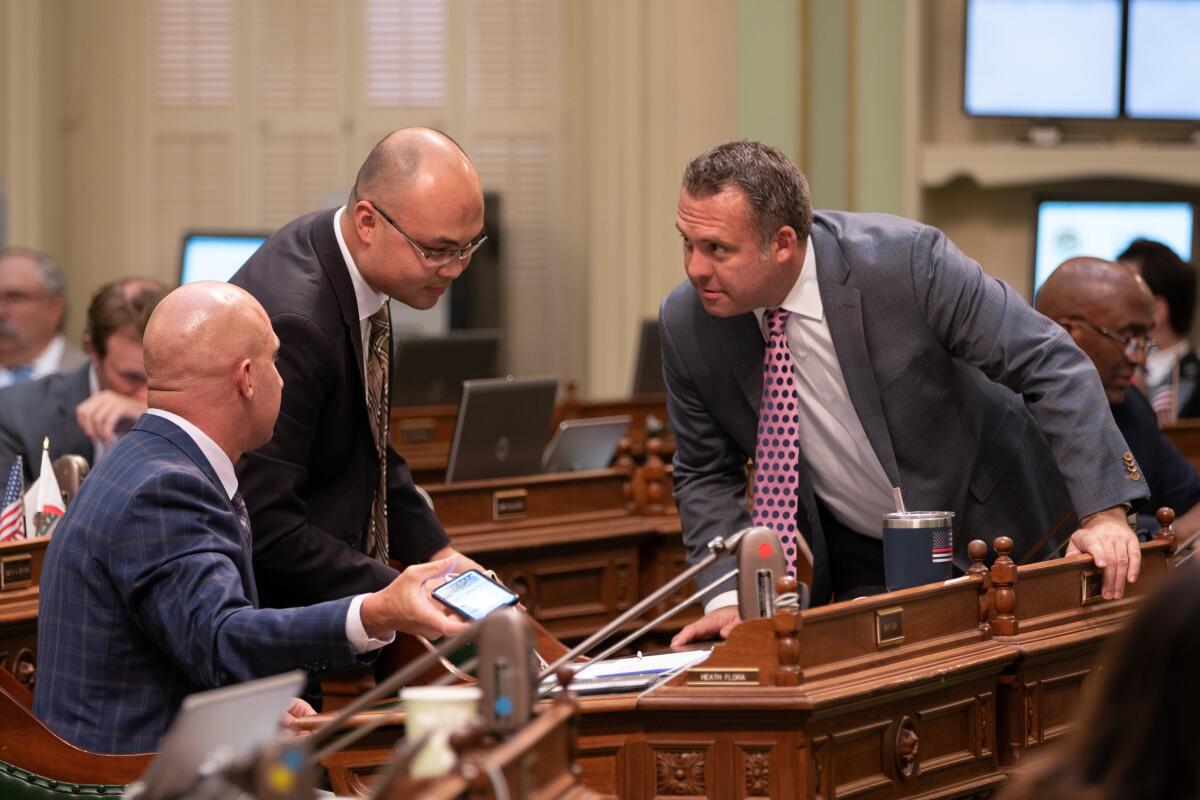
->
xmin=1033 ymin=200 xmax=1195 ymax=294
xmin=631 ymin=319 xmax=665 ymax=395
xmin=132 ymin=671 xmax=304 ymax=799
xmin=391 ymin=330 xmax=501 ymax=407
xmin=963 ymin=0 xmax=1122 ymax=119
xmin=1125 ymin=0 xmax=1200 ymax=120
xmin=445 ymin=376 xmax=558 ymax=483
xmin=179 ymin=233 xmax=269 ymax=285
xmin=542 ymin=415 xmax=631 ymax=474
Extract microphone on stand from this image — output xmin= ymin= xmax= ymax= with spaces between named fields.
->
xmin=737 ymin=527 xmax=787 ymax=620
xmin=536 ymin=527 xmax=754 ymax=682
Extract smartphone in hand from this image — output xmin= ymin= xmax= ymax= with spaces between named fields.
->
xmin=432 ymin=569 xmax=519 ymax=620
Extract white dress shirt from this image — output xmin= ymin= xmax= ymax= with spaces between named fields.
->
xmin=0 ymin=334 xmax=66 ymax=388
xmin=145 ymin=408 xmax=393 ymax=653
xmin=707 ymin=242 xmax=898 ymax=614
xmin=1145 ymin=339 xmax=1189 ymax=390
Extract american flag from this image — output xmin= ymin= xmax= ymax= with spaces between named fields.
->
xmin=931 ymin=526 xmax=953 ymax=564
xmin=0 ymin=456 xmax=25 ymax=543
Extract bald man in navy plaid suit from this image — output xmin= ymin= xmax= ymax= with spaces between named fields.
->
xmin=34 ymin=283 xmax=464 ymax=754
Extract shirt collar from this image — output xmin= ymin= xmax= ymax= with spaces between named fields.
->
xmin=333 ymin=206 xmax=388 ymax=323
xmin=144 ymin=408 xmax=238 ymax=499
xmin=32 ymin=335 xmax=66 ymax=378
xmin=753 ymin=238 xmax=821 ymax=333
xmin=88 ymin=364 xmax=100 ymax=397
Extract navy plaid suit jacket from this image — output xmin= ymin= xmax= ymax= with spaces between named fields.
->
xmin=33 ymin=413 xmax=362 ymax=754
xmin=661 ymin=211 xmax=1149 ymax=603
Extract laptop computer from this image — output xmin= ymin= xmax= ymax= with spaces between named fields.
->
xmin=131 ymin=671 xmax=305 ymax=800
xmin=542 ymin=415 xmax=631 ymax=473
xmin=445 ymin=376 xmax=559 ymax=483
xmin=391 ymin=330 xmax=501 ymax=407
xmin=631 ymin=318 xmax=666 ymax=395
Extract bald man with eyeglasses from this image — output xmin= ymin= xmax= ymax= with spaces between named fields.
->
xmin=230 ymin=128 xmax=491 ymax=631
xmin=1038 ymin=256 xmax=1200 ymax=542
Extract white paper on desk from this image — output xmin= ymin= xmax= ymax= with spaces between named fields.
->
xmin=570 ymin=649 xmax=711 ymax=681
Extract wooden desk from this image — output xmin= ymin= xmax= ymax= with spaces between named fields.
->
xmin=313 ymin=535 xmax=1177 ymax=799
xmin=1162 ymin=418 xmax=1200 ymax=471
xmin=390 ymin=390 xmax=675 ymax=484
xmin=0 ymin=537 xmax=47 ymax=690
xmin=424 ymin=467 xmax=692 ymax=641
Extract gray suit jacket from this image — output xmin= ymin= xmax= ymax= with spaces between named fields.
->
xmin=0 ymin=364 xmax=94 ymax=483
xmin=660 ymin=211 xmax=1148 ymax=604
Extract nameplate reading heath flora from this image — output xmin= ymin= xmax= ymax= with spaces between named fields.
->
xmin=686 ymin=668 xmax=761 ymax=686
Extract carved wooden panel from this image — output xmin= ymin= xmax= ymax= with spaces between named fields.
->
xmin=573 ymin=741 xmax=622 ymax=799
xmin=807 ymin=736 xmax=829 ymax=800
xmin=915 ymin=697 xmax=977 ymax=776
xmin=828 ymin=719 xmax=893 ymax=798
xmin=1040 ymin=668 xmax=1092 ymax=744
xmin=1024 ymin=681 xmax=1040 ymax=747
xmin=734 ymin=742 xmax=777 ymax=799
xmin=530 ymin=552 xmax=638 ymax=621
xmin=652 ymin=746 xmax=709 ymax=798
xmin=977 ymin=691 xmax=993 ymax=758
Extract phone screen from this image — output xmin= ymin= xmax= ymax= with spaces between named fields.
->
xmin=432 ymin=570 xmax=519 ymax=620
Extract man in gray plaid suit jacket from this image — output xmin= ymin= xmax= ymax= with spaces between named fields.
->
xmin=33 ymin=282 xmax=466 ymax=754
xmin=665 ymin=141 xmax=1147 ymax=646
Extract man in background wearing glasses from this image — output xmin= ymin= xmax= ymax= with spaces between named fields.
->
xmin=230 ymin=128 xmax=490 ymax=661
xmin=1038 ymin=256 xmax=1200 ymax=541
xmin=0 ymin=248 xmax=88 ymax=388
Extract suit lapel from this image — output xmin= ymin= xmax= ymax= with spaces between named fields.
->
xmin=312 ymin=210 xmax=367 ymax=386
xmin=811 ymin=225 xmax=901 ymax=486
xmin=721 ymin=313 xmax=768 ymax=418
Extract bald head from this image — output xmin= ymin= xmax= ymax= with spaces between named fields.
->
xmin=144 ymin=282 xmax=282 ymax=458
xmin=351 ymin=127 xmax=476 ymax=207
xmin=1037 ymin=257 xmax=1155 ymax=404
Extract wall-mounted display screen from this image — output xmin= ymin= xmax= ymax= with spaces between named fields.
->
xmin=1034 ymin=200 xmax=1195 ymax=294
xmin=179 ymin=233 xmax=269 ymax=285
xmin=964 ymin=0 xmax=1123 ymax=119
xmin=1125 ymin=0 xmax=1200 ymax=120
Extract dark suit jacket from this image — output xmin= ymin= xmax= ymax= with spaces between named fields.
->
xmin=661 ymin=211 xmax=1148 ymax=604
xmin=230 ymin=209 xmax=448 ymax=609
xmin=1111 ymin=387 xmax=1200 ymax=532
xmin=0 ymin=364 xmax=94 ymax=483
xmin=32 ymin=414 xmax=361 ymax=754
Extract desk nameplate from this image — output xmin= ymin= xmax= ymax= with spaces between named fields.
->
xmin=0 ymin=554 xmax=32 ymax=592
xmin=876 ymin=606 xmax=905 ymax=647
xmin=685 ymin=668 xmax=760 ymax=686
xmin=1080 ymin=569 xmax=1104 ymax=606
xmin=492 ymin=489 xmax=528 ymax=521
xmin=396 ymin=417 xmax=437 ymax=444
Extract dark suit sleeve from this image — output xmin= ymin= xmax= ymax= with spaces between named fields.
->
xmin=0 ymin=396 xmax=24 ymax=483
xmin=109 ymin=470 xmax=363 ymax=688
xmin=909 ymin=226 xmax=1147 ymax=518
xmin=386 ymin=442 xmax=450 ymax=563
xmin=659 ymin=297 xmax=750 ymax=600
xmin=239 ymin=312 xmax=399 ymax=602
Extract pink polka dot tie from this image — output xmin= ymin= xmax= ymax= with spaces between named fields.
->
xmin=753 ymin=308 xmax=800 ymax=576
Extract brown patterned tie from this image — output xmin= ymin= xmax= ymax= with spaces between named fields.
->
xmin=365 ymin=303 xmax=391 ymax=562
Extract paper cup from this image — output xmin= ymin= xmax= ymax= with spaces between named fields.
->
xmin=402 ymin=685 xmax=482 ymax=778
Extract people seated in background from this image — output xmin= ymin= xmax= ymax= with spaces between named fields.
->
xmin=0 ymin=277 xmax=167 ymax=483
xmin=0 ymin=248 xmax=87 ymax=388
xmin=666 ymin=140 xmax=1144 ymax=647
xmin=1036 ymin=257 xmax=1200 ymax=541
xmin=998 ymin=566 xmax=1200 ymax=799
xmin=33 ymin=282 xmax=466 ymax=755
xmin=1117 ymin=238 xmax=1200 ymax=423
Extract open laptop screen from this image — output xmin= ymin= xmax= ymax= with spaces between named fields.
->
xmin=445 ymin=376 xmax=558 ymax=483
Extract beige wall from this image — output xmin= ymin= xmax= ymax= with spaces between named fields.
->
xmin=5 ymin=0 xmax=1199 ymax=393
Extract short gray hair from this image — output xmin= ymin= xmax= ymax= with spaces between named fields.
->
xmin=1 ymin=247 xmax=68 ymax=330
xmin=681 ymin=140 xmax=813 ymax=248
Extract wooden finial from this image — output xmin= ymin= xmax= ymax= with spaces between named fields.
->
xmin=1156 ymin=507 xmax=1178 ymax=555
xmin=967 ymin=539 xmax=991 ymax=629
xmin=773 ymin=575 xmax=802 ymax=687
xmin=989 ymin=536 xmax=1017 ymax=636
xmin=642 ymin=438 xmax=665 ymax=515
xmin=42 ymin=436 xmax=50 ymax=452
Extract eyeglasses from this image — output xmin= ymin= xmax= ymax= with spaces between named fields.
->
xmin=0 ymin=290 xmax=49 ymax=307
xmin=1071 ymin=318 xmax=1158 ymax=359
xmin=368 ymin=201 xmax=487 ymax=268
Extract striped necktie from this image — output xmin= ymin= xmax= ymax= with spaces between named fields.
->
xmin=752 ymin=308 xmax=800 ymax=576
xmin=7 ymin=364 xmax=34 ymax=385
xmin=364 ymin=304 xmax=391 ymax=563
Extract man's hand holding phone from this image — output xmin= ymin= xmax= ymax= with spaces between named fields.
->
xmin=432 ymin=569 xmax=520 ymax=620
xmin=360 ymin=555 xmax=469 ymax=640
